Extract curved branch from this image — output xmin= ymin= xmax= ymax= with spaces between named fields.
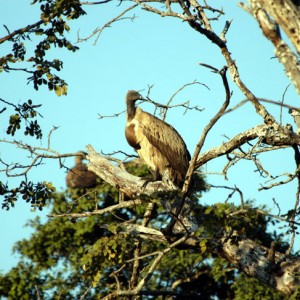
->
xmin=196 ymin=124 xmax=300 ymax=168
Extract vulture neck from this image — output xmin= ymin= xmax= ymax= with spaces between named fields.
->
xmin=126 ymin=100 xmax=136 ymax=121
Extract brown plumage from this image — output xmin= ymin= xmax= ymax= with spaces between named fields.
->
xmin=66 ymin=152 xmax=98 ymax=188
xmin=125 ymin=90 xmax=191 ymax=187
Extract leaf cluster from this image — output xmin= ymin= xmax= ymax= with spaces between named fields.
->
xmin=3 ymin=99 xmax=43 ymax=139
xmin=0 ymin=180 xmax=56 ymax=210
xmin=1 ymin=0 xmax=85 ymax=96
xmin=202 ymin=202 xmax=289 ymax=252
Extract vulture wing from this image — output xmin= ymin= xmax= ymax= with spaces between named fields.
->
xmin=135 ymin=108 xmax=190 ymax=174
xmin=66 ymin=163 xmax=98 ymax=188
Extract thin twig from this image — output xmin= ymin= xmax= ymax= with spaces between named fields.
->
xmin=77 ymin=4 xmax=138 ymax=45
xmin=48 ymin=199 xmax=143 ymax=218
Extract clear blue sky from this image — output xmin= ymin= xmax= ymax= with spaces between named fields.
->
xmin=0 ymin=1 xmax=299 ymax=273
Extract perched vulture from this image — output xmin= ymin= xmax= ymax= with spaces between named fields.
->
xmin=125 ymin=90 xmax=191 ymax=188
xmin=66 ymin=152 xmax=98 ymax=188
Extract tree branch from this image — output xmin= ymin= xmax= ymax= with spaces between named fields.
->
xmin=196 ymin=124 xmax=300 ymax=168
xmin=86 ymin=144 xmax=178 ymax=197
xmin=240 ymin=1 xmax=300 ymax=95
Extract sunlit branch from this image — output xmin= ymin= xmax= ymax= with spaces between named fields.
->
xmin=133 ymin=0 xmax=196 ymax=21
xmin=196 ymin=124 xmax=300 ymax=168
xmin=0 ymin=139 xmax=82 ymax=177
xmin=224 ymin=97 xmax=297 ymax=116
xmin=187 ymin=65 xmax=231 ymax=192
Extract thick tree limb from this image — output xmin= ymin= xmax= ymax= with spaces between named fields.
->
xmin=84 ymin=135 xmax=300 ymax=295
xmin=86 ymin=144 xmax=178 ymax=198
xmin=241 ymin=0 xmax=300 ymax=95
xmin=220 ymin=235 xmax=300 ymax=295
xmin=118 ymin=224 xmax=300 ymax=296
xmin=256 ymin=0 xmax=300 ymax=54
xmin=196 ymin=123 xmax=300 ymax=168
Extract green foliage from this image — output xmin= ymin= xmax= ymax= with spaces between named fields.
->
xmin=2 ymin=98 xmax=43 ymax=139
xmin=232 ymin=273 xmax=286 ymax=300
xmin=0 ymin=0 xmax=88 ymax=211
xmin=0 ymin=3 xmax=295 ymax=298
xmin=1 ymin=180 xmax=56 ymax=210
xmin=201 ymin=202 xmax=289 ymax=252
xmin=0 ymin=163 xmax=290 ymax=299
xmin=1 ymin=0 xmax=82 ymax=94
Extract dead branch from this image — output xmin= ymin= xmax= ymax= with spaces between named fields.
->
xmin=224 ymin=97 xmax=297 ymax=116
xmin=183 ymin=65 xmax=231 ymax=195
xmin=196 ymin=124 xmax=300 ymax=168
xmin=86 ymin=144 xmax=178 ymax=197
xmin=0 ymin=139 xmax=82 ymax=177
xmin=256 ymin=0 xmax=300 ymax=54
xmin=77 ymin=4 xmax=138 ymax=45
xmin=240 ymin=1 xmax=300 ymax=95
xmin=107 ymin=223 xmax=300 ymax=296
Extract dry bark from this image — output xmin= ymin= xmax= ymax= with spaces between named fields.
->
xmin=242 ymin=0 xmax=300 ymax=95
xmin=86 ymin=136 xmax=300 ymax=295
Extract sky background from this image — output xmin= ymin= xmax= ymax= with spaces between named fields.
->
xmin=0 ymin=0 xmax=299 ymax=274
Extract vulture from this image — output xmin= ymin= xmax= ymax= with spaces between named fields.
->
xmin=66 ymin=152 xmax=98 ymax=188
xmin=125 ymin=90 xmax=191 ymax=188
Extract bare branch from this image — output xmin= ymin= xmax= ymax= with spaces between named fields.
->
xmin=209 ymin=184 xmax=245 ymax=207
xmin=240 ymin=1 xmax=300 ymax=95
xmin=133 ymin=0 xmax=196 ymax=21
xmin=86 ymin=144 xmax=178 ymax=197
xmin=77 ymin=4 xmax=138 ymax=45
xmin=48 ymin=199 xmax=143 ymax=219
xmin=0 ymin=139 xmax=82 ymax=177
xmin=185 ymin=65 xmax=231 ymax=192
xmin=98 ymin=110 xmax=125 ymax=119
xmin=224 ymin=97 xmax=296 ymax=116
xmin=196 ymin=124 xmax=300 ymax=168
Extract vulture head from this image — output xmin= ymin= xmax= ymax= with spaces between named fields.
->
xmin=66 ymin=151 xmax=99 ymax=189
xmin=126 ymin=90 xmax=143 ymax=103
xmin=126 ymin=90 xmax=143 ymax=120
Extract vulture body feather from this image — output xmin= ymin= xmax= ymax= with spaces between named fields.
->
xmin=125 ymin=90 xmax=190 ymax=187
xmin=66 ymin=153 xmax=98 ymax=188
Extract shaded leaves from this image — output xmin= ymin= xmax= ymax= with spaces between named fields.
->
xmin=0 ymin=180 xmax=56 ymax=210
xmin=0 ymin=0 xmax=85 ymax=95
xmin=2 ymin=98 xmax=43 ymax=139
